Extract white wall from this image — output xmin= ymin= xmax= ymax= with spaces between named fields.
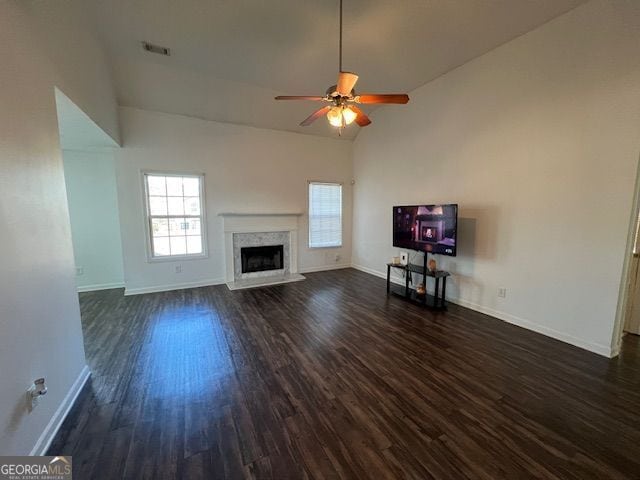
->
xmin=115 ymin=107 xmax=353 ymax=294
xmin=352 ymin=0 xmax=640 ymax=357
xmin=0 ymin=2 xmax=119 ymax=455
xmin=22 ymin=1 xmax=120 ymax=144
xmin=63 ymin=150 xmax=125 ymax=291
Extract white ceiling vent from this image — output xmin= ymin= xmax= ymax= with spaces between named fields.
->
xmin=141 ymin=41 xmax=170 ymax=56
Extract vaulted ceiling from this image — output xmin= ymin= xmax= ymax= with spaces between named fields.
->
xmin=85 ymin=0 xmax=587 ymax=140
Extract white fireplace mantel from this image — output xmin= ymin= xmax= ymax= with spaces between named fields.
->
xmin=220 ymin=212 xmax=304 ymax=289
xmin=219 ymin=212 xmax=304 ymax=217
xmin=219 ymin=212 xmax=303 ymax=234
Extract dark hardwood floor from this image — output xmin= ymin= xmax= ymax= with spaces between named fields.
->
xmin=48 ymin=268 xmax=640 ymax=479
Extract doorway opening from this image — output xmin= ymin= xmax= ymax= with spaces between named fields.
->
xmin=613 ymin=153 xmax=640 ymax=357
xmin=54 ymin=88 xmax=123 ymax=293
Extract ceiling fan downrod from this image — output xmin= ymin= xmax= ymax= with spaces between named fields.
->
xmin=339 ymin=0 xmax=343 ymax=73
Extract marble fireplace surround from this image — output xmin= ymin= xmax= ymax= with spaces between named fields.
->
xmin=220 ymin=213 xmax=305 ymax=290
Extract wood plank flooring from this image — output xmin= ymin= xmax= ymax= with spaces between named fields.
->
xmin=48 ymin=268 xmax=640 ymax=479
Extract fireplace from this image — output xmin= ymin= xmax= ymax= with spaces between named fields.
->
xmin=221 ymin=213 xmax=305 ymax=290
xmin=241 ymin=245 xmax=284 ymax=274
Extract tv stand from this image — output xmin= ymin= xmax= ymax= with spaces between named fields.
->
xmin=386 ymin=255 xmax=450 ymax=309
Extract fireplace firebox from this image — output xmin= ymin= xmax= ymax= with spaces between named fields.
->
xmin=241 ymin=245 xmax=284 ymax=274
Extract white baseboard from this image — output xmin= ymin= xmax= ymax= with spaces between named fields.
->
xmin=124 ymin=266 xmax=354 ymax=295
xmin=351 ymin=263 xmax=388 ymax=279
xmin=351 ymin=263 xmax=614 ymax=358
xmin=124 ymin=267 xmax=351 ymax=295
xmin=299 ymin=263 xmax=351 ymax=274
xmin=77 ymin=282 xmax=125 ymax=293
xmin=351 ymin=263 xmax=408 ymax=287
xmin=610 ymin=342 xmax=622 ymax=358
xmin=30 ymin=365 xmax=91 ymax=456
xmin=450 ymin=297 xmax=614 ymax=358
xmin=124 ymin=278 xmax=226 ymax=296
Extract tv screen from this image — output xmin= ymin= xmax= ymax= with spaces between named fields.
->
xmin=393 ymin=204 xmax=458 ymax=256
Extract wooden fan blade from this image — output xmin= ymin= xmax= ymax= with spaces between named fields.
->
xmin=336 ymin=72 xmax=359 ymax=96
xmin=354 ymin=94 xmax=409 ymax=104
xmin=275 ymin=96 xmax=325 ymax=101
xmin=300 ymin=106 xmax=331 ymax=126
xmin=349 ymin=106 xmax=372 ymax=127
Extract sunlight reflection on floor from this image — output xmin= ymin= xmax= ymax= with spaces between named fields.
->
xmin=142 ymin=306 xmax=234 ymax=399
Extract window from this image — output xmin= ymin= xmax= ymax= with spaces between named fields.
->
xmin=309 ymin=182 xmax=342 ymax=248
xmin=143 ymin=173 xmax=206 ymax=259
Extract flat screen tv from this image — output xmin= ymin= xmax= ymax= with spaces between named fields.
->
xmin=393 ymin=204 xmax=458 ymax=256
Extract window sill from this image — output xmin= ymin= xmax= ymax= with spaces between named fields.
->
xmin=147 ymin=253 xmax=209 ymax=263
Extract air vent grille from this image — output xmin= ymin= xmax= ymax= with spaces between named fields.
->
xmin=142 ymin=41 xmax=170 ymax=56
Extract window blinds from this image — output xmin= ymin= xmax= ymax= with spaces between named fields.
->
xmin=309 ymin=182 xmax=342 ymax=248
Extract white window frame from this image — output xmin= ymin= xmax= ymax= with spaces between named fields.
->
xmin=308 ymin=181 xmax=343 ymax=249
xmin=142 ymin=171 xmax=208 ymax=262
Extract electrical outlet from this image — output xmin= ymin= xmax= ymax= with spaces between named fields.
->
xmin=76 ymin=266 xmax=84 ymax=276
xmin=335 ymin=254 xmax=341 ymax=262
xmin=497 ymin=287 xmax=507 ymax=298
xmin=175 ymin=265 xmax=182 ymax=274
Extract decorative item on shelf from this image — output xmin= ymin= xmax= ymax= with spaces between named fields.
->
xmin=428 ymin=258 xmax=437 ymax=273
xmin=416 ymin=283 xmax=426 ymax=296
xmin=391 ymin=256 xmax=401 ymax=265
xmin=400 ymin=252 xmax=409 ymax=265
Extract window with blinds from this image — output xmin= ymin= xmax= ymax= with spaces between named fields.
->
xmin=143 ymin=173 xmax=206 ymax=259
xmin=309 ymin=182 xmax=342 ymax=248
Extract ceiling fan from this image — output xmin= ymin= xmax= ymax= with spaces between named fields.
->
xmin=275 ymin=0 xmax=409 ymax=133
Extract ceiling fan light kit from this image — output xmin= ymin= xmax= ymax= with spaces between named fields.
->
xmin=274 ymin=0 xmax=409 ymax=134
xmin=328 ymin=105 xmax=357 ymax=127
